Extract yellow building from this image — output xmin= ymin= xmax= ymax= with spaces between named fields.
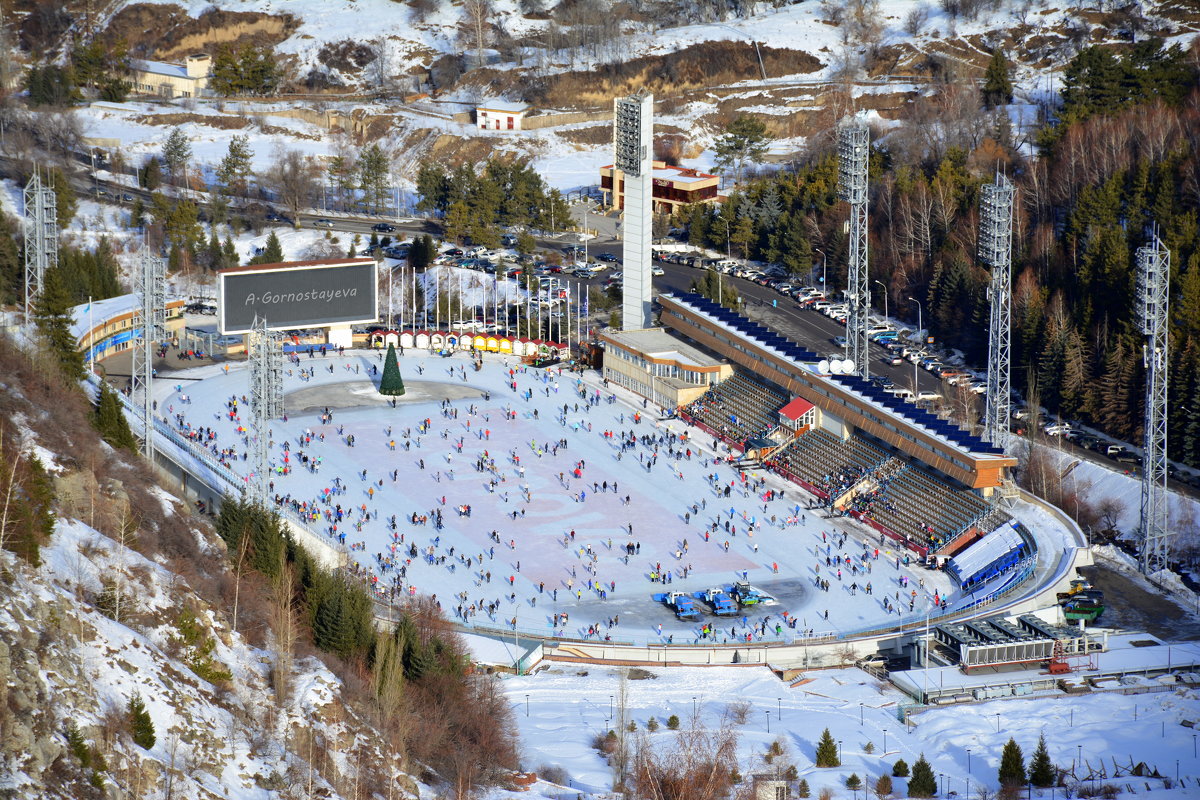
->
xmin=599 ymin=327 xmax=732 ymax=409
xmin=129 ymin=54 xmax=212 ymax=99
xmin=600 ymin=160 xmax=721 ymax=215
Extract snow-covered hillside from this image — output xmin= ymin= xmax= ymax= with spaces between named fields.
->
xmin=52 ymin=0 xmax=1198 ymax=196
xmin=0 ymin=515 xmax=418 ymax=799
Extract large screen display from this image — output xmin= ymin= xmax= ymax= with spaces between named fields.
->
xmin=219 ymin=261 xmax=378 ymax=334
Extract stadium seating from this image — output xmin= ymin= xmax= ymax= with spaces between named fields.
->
xmin=859 ymin=465 xmax=992 ymax=551
xmin=682 ymin=369 xmax=790 ymax=444
xmin=771 ymin=428 xmax=891 ymax=500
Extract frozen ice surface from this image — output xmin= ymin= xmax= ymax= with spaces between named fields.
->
xmin=159 ymin=349 xmax=999 ymax=644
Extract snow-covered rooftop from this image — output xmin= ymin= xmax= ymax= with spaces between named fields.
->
xmin=133 ymin=59 xmax=189 ymax=79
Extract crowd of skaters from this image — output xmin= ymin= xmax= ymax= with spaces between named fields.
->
xmin=163 ymin=349 xmax=956 ymax=641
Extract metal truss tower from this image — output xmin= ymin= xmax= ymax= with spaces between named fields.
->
xmin=1136 ymin=233 xmax=1170 ymax=575
xmin=615 ymin=89 xmax=655 ymax=331
xmin=249 ymin=317 xmax=284 ymax=504
xmin=23 ymin=172 xmax=59 ymax=315
xmin=980 ymin=173 xmax=1015 ymax=449
xmin=837 ymin=114 xmax=870 ymax=378
xmin=131 ymin=247 xmax=166 ymax=462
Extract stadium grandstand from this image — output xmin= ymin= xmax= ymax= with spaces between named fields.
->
xmin=629 ymin=292 xmax=1029 ymax=574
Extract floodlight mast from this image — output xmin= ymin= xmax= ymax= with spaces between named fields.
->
xmin=1136 ymin=232 xmax=1170 ymax=575
xmin=980 ymin=172 xmax=1015 ymax=450
xmin=23 ymin=171 xmax=58 ymax=316
xmin=615 ymin=89 xmax=654 ymax=331
xmin=249 ymin=316 xmax=284 ymax=505
xmin=837 ymin=114 xmax=869 ymax=378
xmin=131 ymin=247 xmax=167 ymax=463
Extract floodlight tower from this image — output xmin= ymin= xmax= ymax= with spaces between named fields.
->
xmin=131 ymin=247 xmax=166 ymax=462
xmin=615 ymin=89 xmax=654 ymax=331
xmin=249 ymin=317 xmax=284 ymax=505
xmin=980 ymin=172 xmax=1015 ymax=449
xmin=1136 ymin=232 xmax=1170 ymax=575
xmin=23 ymin=171 xmax=59 ymax=315
xmin=837 ymin=114 xmax=869 ymax=377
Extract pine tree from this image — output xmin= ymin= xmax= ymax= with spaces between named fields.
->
xmin=815 ymin=727 xmax=840 ymax=767
xmin=140 ymin=158 xmax=162 ymax=191
xmin=379 ymin=343 xmax=406 ymax=396
xmin=34 ymin=267 xmax=85 ymax=380
xmin=999 ymin=737 xmax=1027 ymax=787
xmin=358 ymin=143 xmax=390 ymax=213
xmin=982 ymin=48 xmax=1014 ymax=108
xmin=94 ymin=381 xmax=138 ymax=451
xmin=873 ymin=773 xmax=894 ymax=799
xmin=908 ymin=754 xmax=937 ymax=798
xmin=846 ymin=773 xmax=862 ymax=791
xmin=217 ymin=134 xmax=254 ymax=197
xmin=250 ymin=231 xmax=284 ymax=265
xmin=797 ymin=778 xmax=810 ymax=798
xmin=312 ymin=585 xmax=351 ymax=657
xmin=892 ymin=759 xmax=909 ymax=777
xmin=129 ymin=693 xmax=156 ymax=750
xmin=1029 ymin=733 xmax=1054 ymax=787
xmin=162 ymin=126 xmax=192 ymax=184
xmin=48 ymin=168 xmax=78 ymax=230
xmin=223 ymin=236 xmax=239 ymax=268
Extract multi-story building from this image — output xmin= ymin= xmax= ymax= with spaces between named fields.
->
xmin=129 ymin=54 xmax=212 ymax=99
xmin=600 ymin=160 xmax=720 ymax=214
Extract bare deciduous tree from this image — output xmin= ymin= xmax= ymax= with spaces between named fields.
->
xmin=461 ymin=0 xmax=494 ymax=70
xmin=265 ymin=146 xmax=320 ymax=223
xmin=270 ymin=566 xmax=297 ymax=704
xmin=633 ymin=706 xmax=741 ymax=800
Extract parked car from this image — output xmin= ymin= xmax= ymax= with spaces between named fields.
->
xmin=597 ymin=252 xmax=619 ymax=262
xmin=916 ymin=390 xmax=942 ymax=403
xmin=1043 ymin=422 xmax=1073 ymax=437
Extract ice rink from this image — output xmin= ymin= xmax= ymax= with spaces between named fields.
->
xmin=158 ymin=347 xmax=966 ymax=644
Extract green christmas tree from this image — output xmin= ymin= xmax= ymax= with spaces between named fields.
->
xmin=1029 ymin=734 xmax=1055 ymax=787
xmin=34 ymin=267 xmax=85 ymax=381
xmin=379 ymin=343 xmax=405 ymax=396
xmin=129 ymin=693 xmax=156 ymax=750
xmin=846 ymin=772 xmax=862 ymax=791
xmin=94 ymin=381 xmax=138 ymax=452
xmin=999 ymin=737 xmax=1026 ymax=787
xmin=982 ymin=48 xmax=1014 ymax=108
xmin=815 ymin=727 xmax=840 ymax=767
xmin=907 ymin=754 xmax=937 ymax=798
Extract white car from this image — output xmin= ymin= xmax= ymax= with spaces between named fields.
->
xmin=916 ymin=391 xmax=942 ymax=403
xmin=651 ymin=265 xmax=664 ymax=276
xmin=1043 ymin=422 xmax=1073 ymax=436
